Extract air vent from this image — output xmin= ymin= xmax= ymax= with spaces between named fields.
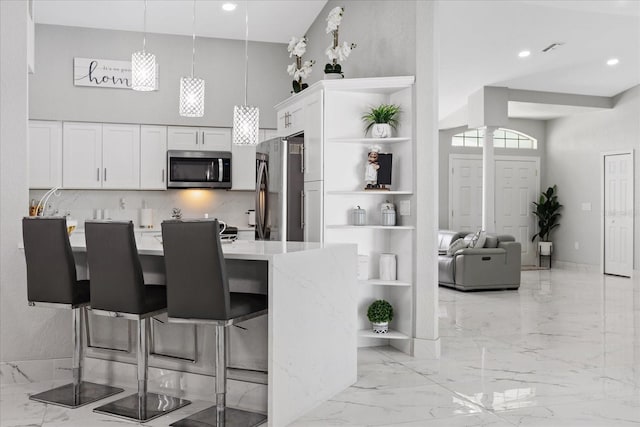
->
xmin=542 ymin=43 xmax=564 ymax=53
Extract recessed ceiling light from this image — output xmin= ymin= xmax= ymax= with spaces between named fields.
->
xmin=518 ymin=50 xmax=531 ymax=58
xmin=222 ymin=3 xmax=237 ymax=11
xmin=607 ymin=58 xmax=619 ymax=66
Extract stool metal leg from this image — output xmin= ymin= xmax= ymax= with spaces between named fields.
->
xmin=94 ymin=317 xmax=190 ymax=422
xmin=29 ymin=307 xmax=123 ymax=408
xmin=170 ymin=325 xmax=267 ymax=427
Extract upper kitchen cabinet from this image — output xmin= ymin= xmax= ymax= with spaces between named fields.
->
xmin=167 ymin=127 xmax=231 ymax=151
xmin=302 ymin=91 xmax=323 ymax=182
xmin=62 ymin=122 xmax=103 ymax=189
xmin=140 ymin=125 xmax=167 ymax=190
xmin=276 ymin=98 xmax=304 ymax=137
xmin=101 ymin=124 xmax=140 ymax=189
xmin=29 ymin=120 xmax=62 ymax=189
xmin=63 ymin=122 xmax=140 ymax=189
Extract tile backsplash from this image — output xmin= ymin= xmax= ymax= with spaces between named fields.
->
xmin=29 ymin=189 xmax=255 ymax=229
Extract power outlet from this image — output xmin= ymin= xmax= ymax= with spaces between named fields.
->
xmin=399 ymin=200 xmax=411 ymax=216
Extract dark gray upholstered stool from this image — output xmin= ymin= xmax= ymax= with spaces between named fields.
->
xmin=22 ymin=217 xmax=123 ymax=408
xmin=162 ymin=219 xmax=268 ymax=427
xmin=85 ymin=220 xmax=190 ymax=423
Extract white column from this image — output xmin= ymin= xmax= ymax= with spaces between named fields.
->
xmin=482 ymin=126 xmax=497 ymax=233
xmin=413 ymin=0 xmax=440 ymax=358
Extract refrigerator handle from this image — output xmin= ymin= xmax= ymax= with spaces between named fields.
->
xmin=255 ymin=162 xmax=264 ymax=239
xmin=300 ymin=190 xmax=305 ymax=230
xmin=300 ymin=145 xmax=305 ymax=174
xmin=255 ymin=161 xmax=269 ymax=240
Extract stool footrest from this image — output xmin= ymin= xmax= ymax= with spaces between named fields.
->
xmin=93 ymin=392 xmax=190 ymax=423
xmin=170 ymin=405 xmax=267 ymax=427
xmin=29 ymin=381 xmax=123 ymax=409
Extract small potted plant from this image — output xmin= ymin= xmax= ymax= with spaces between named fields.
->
xmin=531 ymin=185 xmax=563 ymax=257
xmin=367 ymin=299 xmax=393 ymax=334
xmin=362 ymin=104 xmax=401 ymax=138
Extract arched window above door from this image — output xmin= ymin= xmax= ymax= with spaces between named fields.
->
xmin=451 ymin=128 xmax=538 ymax=149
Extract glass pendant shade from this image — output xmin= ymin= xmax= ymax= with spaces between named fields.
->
xmin=233 ymin=105 xmax=259 ymax=145
xmin=131 ymin=50 xmax=156 ymax=91
xmin=179 ymin=76 xmax=205 ymax=117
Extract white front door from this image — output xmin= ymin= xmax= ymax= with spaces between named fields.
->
xmin=495 ymin=159 xmax=538 ymax=266
xmin=604 ymin=152 xmax=634 ymax=277
xmin=450 ymin=157 xmax=483 ymax=232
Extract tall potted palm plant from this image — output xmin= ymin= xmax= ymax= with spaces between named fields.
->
xmin=531 ymin=185 xmax=563 ymax=256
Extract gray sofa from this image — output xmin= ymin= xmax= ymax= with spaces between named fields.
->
xmin=438 ymin=230 xmax=521 ymax=291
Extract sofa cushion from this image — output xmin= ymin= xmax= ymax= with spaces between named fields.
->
xmin=484 ymin=234 xmax=499 ymax=248
xmin=467 ymin=230 xmax=487 ymax=249
xmin=447 ymin=238 xmax=468 ymax=256
xmin=438 ymin=255 xmax=456 ymax=284
xmin=438 ymin=230 xmax=467 ymax=251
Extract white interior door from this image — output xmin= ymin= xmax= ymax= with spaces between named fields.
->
xmin=495 ymin=159 xmax=538 ymax=266
xmin=450 ymin=157 xmax=483 ymax=232
xmin=604 ymin=152 xmax=634 ymax=277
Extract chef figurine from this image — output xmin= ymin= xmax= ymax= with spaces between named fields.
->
xmin=365 ymin=145 xmax=381 ymax=189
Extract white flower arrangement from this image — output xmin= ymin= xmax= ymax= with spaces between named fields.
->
xmin=324 ymin=6 xmax=356 ymax=77
xmin=286 ymin=36 xmax=315 ymax=93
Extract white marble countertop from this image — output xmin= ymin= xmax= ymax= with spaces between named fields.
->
xmin=66 ymin=232 xmax=331 ymax=261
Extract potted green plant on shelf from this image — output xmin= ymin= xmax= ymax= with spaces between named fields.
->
xmin=362 ymin=104 xmax=401 ymax=138
xmin=367 ymin=299 xmax=394 ymax=334
xmin=531 ymin=185 xmax=563 ymax=257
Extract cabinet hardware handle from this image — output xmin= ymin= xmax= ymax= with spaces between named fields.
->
xmin=104 ymin=168 xmax=107 ymax=181
xmin=162 ymin=169 xmax=165 ymax=183
xmin=300 ymin=144 xmax=305 ymax=174
xmin=202 ymin=131 xmax=205 ymax=145
xmin=97 ymin=168 xmax=100 ymax=181
xmin=300 ymin=190 xmax=305 ymax=229
xmin=195 ymin=132 xmax=198 ymax=145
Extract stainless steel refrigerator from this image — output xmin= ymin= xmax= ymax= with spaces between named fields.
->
xmin=255 ymin=135 xmax=304 ymax=241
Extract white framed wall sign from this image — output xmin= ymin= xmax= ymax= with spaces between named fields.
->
xmin=73 ymin=58 xmax=159 ymax=90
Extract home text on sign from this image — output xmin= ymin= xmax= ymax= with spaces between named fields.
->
xmin=73 ymin=58 xmax=132 ymax=89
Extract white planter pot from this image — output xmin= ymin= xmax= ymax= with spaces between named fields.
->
xmin=371 ymin=123 xmax=392 ymax=138
xmin=323 ymin=73 xmax=343 ymax=80
xmin=538 ymin=241 xmax=553 ymax=256
xmin=372 ymin=321 xmax=389 ymax=334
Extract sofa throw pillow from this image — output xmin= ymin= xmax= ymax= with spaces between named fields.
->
xmin=468 ymin=230 xmax=487 ymax=249
xmin=447 ymin=238 xmax=468 ymax=256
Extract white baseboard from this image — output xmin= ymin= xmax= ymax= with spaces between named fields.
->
xmin=553 ymin=260 xmax=600 ymax=273
xmin=412 ymin=337 xmax=441 ymax=359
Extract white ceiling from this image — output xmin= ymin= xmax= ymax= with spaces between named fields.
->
xmin=33 ymin=0 xmax=328 ymax=44
xmin=34 ymin=0 xmax=640 ymax=122
xmin=439 ymin=0 xmax=640 ymax=122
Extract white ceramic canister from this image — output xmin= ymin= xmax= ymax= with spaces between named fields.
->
xmin=352 ymin=206 xmax=366 ymax=226
xmin=381 ymin=201 xmax=396 ymax=226
xmin=379 ymin=253 xmax=397 ymax=281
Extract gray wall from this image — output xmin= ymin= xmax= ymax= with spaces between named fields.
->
xmin=438 ymin=119 xmax=547 ymax=229
xmin=29 ymin=24 xmax=291 ymax=128
xmin=545 ymin=85 xmax=640 ymax=269
xmin=302 ymin=0 xmax=416 ymax=84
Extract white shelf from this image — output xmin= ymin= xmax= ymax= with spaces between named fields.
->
xmin=359 ymin=279 xmax=412 ymax=287
xmin=326 ymin=225 xmax=415 ymax=230
xmin=326 ymin=190 xmax=413 ymax=195
xmin=328 ymin=137 xmax=410 ymax=144
xmin=358 ymin=329 xmax=409 ymax=340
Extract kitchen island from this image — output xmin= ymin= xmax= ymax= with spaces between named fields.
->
xmin=66 ymin=232 xmax=358 ymax=427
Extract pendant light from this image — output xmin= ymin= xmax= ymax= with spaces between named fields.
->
xmin=233 ymin=1 xmax=259 ymax=145
xmin=179 ymin=0 xmax=205 ymax=117
xmin=132 ymin=0 xmax=156 ymax=91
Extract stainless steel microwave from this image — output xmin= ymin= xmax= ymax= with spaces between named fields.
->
xmin=167 ymin=150 xmax=232 ymax=189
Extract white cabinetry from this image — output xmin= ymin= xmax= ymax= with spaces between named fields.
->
xmin=140 ymin=125 xmax=167 ymax=190
xmin=168 ymin=127 xmax=231 ymax=151
xmin=303 ymin=180 xmax=323 ymax=242
xmin=102 ymin=124 xmax=140 ymax=189
xmin=302 ymin=91 xmax=323 ymax=182
xmin=277 ymin=99 xmax=304 ymax=137
xmin=29 ymin=120 xmax=62 ymax=189
xmin=62 ymin=122 xmax=103 ymax=189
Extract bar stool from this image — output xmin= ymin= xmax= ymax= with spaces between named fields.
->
xmin=161 ymin=219 xmax=268 ymax=427
xmin=85 ymin=220 xmax=190 ymax=422
xmin=21 ymin=217 xmax=123 ymax=408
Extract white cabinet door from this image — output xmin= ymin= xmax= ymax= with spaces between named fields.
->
xmin=303 ymin=91 xmax=323 ymax=182
xmin=102 ymin=124 xmax=140 ymax=189
xmin=63 ymin=122 xmax=103 ymax=189
xmin=29 ymin=121 xmax=62 ymax=189
xmin=167 ymin=126 xmax=198 ymax=150
xmin=260 ymin=128 xmax=277 ymax=143
xmin=140 ymin=125 xmax=167 ymax=190
xmin=201 ymin=128 xmax=231 ymax=151
xmin=231 ymin=143 xmax=256 ymax=191
xmin=277 ymin=100 xmax=304 ymax=137
xmin=303 ymin=180 xmax=323 ymax=243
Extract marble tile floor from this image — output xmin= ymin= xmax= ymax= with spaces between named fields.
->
xmin=2 ymin=269 xmax=639 ymax=426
